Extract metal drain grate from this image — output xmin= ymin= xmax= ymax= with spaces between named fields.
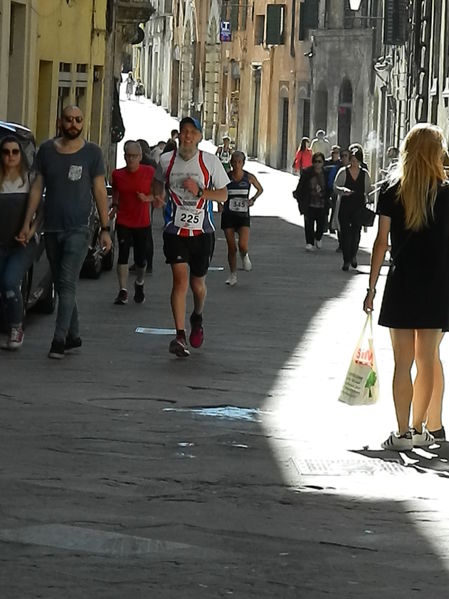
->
xmin=294 ymin=458 xmax=407 ymax=476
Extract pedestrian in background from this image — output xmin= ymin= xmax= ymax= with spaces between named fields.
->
xmin=216 ymin=135 xmax=232 ymax=173
xmin=110 ymin=140 xmax=159 ymax=305
xmin=149 ymin=141 xmax=166 ymax=165
xmin=137 ymin=138 xmax=157 ymax=272
xmin=221 ymin=150 xmax=263 ymax=286
xmin=152 ymin=116 xmax=229 ymax=358
xmin=295 ymin=152 xmax=330 ymax=251
xmin=125 ymin=72 xmax=134 ymax=100
xmin=330 ymin=148 xmax=351 ymax=250
xmin=334 ymin=148 xmax=372 ymax=270
xmin=324 ymin=145 xmax=341 ymax=233
xmin=18 ymin=105 xmax=112 ymax=359
xmin=364 ymin=123 xmax=449 ymax=450
xmin=0 ymin=136 xmax=38 ymax=350
xmin=292 ymin=137 xmax=312 ymax=174
xmin=134 ymin=78 xmax=145 ymax=101
xmin=310 ymin=130 xmax=331 ymax=159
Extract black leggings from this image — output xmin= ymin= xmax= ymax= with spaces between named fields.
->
xmin=339 ymin=210 xmax=361 ymax=263
xmin=304 ymin=207 xmax=326 ymax=245
xmin=116 ymin=224 xmax=149 ymax=267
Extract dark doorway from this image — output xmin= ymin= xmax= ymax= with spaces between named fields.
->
xmin=280 ymin=97 xmax=289 ymax=169
xmin=338 ymin=78 xmax=352 ymax=149
xmin=251 ymin=69 xmax=261 ymax=157
xmin=315 ymin=83 xmax=328 ymax=133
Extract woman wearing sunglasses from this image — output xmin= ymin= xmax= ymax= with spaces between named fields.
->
xmin=0 ymin=135 xmax=39 ymax=350
xmin=294 ymin=152 xmax=331 ymax=251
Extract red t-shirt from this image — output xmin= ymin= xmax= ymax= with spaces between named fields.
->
xmin=112 ymin=164 xmax=155 ymax=228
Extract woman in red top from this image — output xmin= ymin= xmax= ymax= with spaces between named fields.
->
xmin=293 ymin=137 xmax=312 ymax=174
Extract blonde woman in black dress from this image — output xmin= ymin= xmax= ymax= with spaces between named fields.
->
xmin=364 ymin=123 xmax=449 ymax=451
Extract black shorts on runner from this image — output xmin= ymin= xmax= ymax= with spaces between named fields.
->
xmin=163 ymin=232 xmax=215 ymax=278
xmin=221 ymin=212 xmax=250 ymax=230
xmin=116 ymin=224 xmax=149 ymax=267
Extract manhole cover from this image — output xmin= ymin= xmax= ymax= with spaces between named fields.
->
xmin=294 ymin=458 xmax=407 ymax=476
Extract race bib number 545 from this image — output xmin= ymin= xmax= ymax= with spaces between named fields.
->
xmin=229 ymin=198 xmax=248 ymax=213
xmin=174 ymin=206 xmax=205 ymax=230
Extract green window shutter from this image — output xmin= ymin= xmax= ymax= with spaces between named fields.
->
xmin=241 ymin=0 xmax=248 ymax=30
xmin=303 ymin=0 xmax=319 ymax=28
xmin=230 ymin=2 xmax=239 ymax=32
xmin=384 ymin=0 xmax=408 ymax=45
xmin=266 ymin=4 xmax=286 ymax=45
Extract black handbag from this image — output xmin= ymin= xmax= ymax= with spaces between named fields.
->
xmin=355 ymin=205 xmax=376 ymax=227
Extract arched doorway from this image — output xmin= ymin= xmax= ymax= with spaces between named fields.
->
xmin=314 ymin=82 xmax=328 ymax=134
xmin=338 ymin=78 xmax=352 ymax=149
xmin=204 ymin=18 xmax=220 ymax=140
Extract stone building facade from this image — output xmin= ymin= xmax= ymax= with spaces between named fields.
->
xmin=0 ymin=1 xmax=152 ymax=176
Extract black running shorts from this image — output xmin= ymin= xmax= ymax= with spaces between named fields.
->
xmin=163 ymin=232 xmax=215 ymax=278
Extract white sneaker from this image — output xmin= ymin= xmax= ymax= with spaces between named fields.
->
xmin=316 ymin=239 xmax=322 ymax=249
xmin=242 ymin=253 xmax=252 ymax=271
xmin=305 ymin=244 xmax=315 ymax=251
xmin=411 ymin=428 xmax=435 ymax=447
xmin=225 ymin=273 xmax=237 ymax=286
xmin=381 ymin=431 xmax=413 ymax=451
xmin=7 ymin=326 xmax=24 ymax=350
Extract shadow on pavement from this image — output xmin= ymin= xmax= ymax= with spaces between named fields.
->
xmin=353 ymin=442 xmax=449 ymax=477
xmin=1 ymin=214 xmax=449 ymax=597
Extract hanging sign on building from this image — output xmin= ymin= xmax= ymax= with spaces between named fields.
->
xmin=220 ymin=21 xmax=231 ymax=42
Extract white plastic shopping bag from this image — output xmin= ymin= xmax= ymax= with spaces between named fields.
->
xmin=338 ymin=313 xmax=379 ymax=406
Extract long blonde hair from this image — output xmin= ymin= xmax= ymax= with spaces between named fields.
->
xmin=396 ymin=123 xmax=447 ymax=231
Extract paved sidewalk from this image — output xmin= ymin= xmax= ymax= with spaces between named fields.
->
xmin=1 ymin=101 xmax=449 ymax=597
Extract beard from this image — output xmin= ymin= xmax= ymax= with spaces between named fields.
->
xmin=178 ymin=144 xmax=197 ymax=160
xmin=61 ymin=126 xmax=83 ymax=139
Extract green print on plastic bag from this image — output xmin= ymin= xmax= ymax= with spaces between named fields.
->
xmin=365 ymin=369 xmax=377 ymax=397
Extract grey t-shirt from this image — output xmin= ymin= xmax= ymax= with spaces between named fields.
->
xmin=36 ymin=139 xmax=105 ymax=231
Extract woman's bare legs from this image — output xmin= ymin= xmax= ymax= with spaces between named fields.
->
xmin=415 ymin=332 xmax=444 ymax=432
xmin=390 ymin=329 xmax=415 ymax=435
xmin=411 ymin=329 xmax=442 ymax=431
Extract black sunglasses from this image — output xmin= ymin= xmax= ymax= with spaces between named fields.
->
xmin=1 ymin=148 xmax=20 ymax=156
xmin=63 ymin=116 xmax=83 ymax=124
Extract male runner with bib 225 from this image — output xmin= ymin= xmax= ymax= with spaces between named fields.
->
xmin=152 ymin=117 xmax=229 ymax=357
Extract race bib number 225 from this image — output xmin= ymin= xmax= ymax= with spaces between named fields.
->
xmin=174 ymin=206 xmax=205 ymax=230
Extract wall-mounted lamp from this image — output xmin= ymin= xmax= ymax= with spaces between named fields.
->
xmin=349 ymin=0 xmax=362 ymax=10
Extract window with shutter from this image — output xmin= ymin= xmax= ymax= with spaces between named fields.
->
xmin=266 ymin=4 xmax=286 ymax=46
xmin=299 ymin=0 xmax=319 ymax=40
xmin=383 ymin=0 xmax=408 ymax=45
xmin=230 ymin=1 xmax=239 ymax=33
xmin=302 ymin=0 xmax=319 ymax=28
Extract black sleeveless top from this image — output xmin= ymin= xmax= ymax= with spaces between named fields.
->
xmin=224 ymin=171 xmax=251 ymax=216
xmin=340 ymin=167 xmax=367 ymax=214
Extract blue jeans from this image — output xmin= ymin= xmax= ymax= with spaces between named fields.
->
xmin=0 ymin=238 xmax=38 ymax=327
xmin=45 ymin=228 xmax=90 ymax=342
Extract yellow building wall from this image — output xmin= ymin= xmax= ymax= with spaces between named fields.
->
xmin=0 ymin=0 xmax=39 ymax=128
xmin=33 ymin=0 xmax=107 ymax=144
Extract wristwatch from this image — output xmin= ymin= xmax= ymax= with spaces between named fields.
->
xmin=100 ymin=226 xmax=110 ymax=232
xmin=196 ymin=187 xmax=204 ymax=198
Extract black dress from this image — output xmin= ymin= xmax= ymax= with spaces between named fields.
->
xmin=378 ymin=182 xmax=449 ymax=329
